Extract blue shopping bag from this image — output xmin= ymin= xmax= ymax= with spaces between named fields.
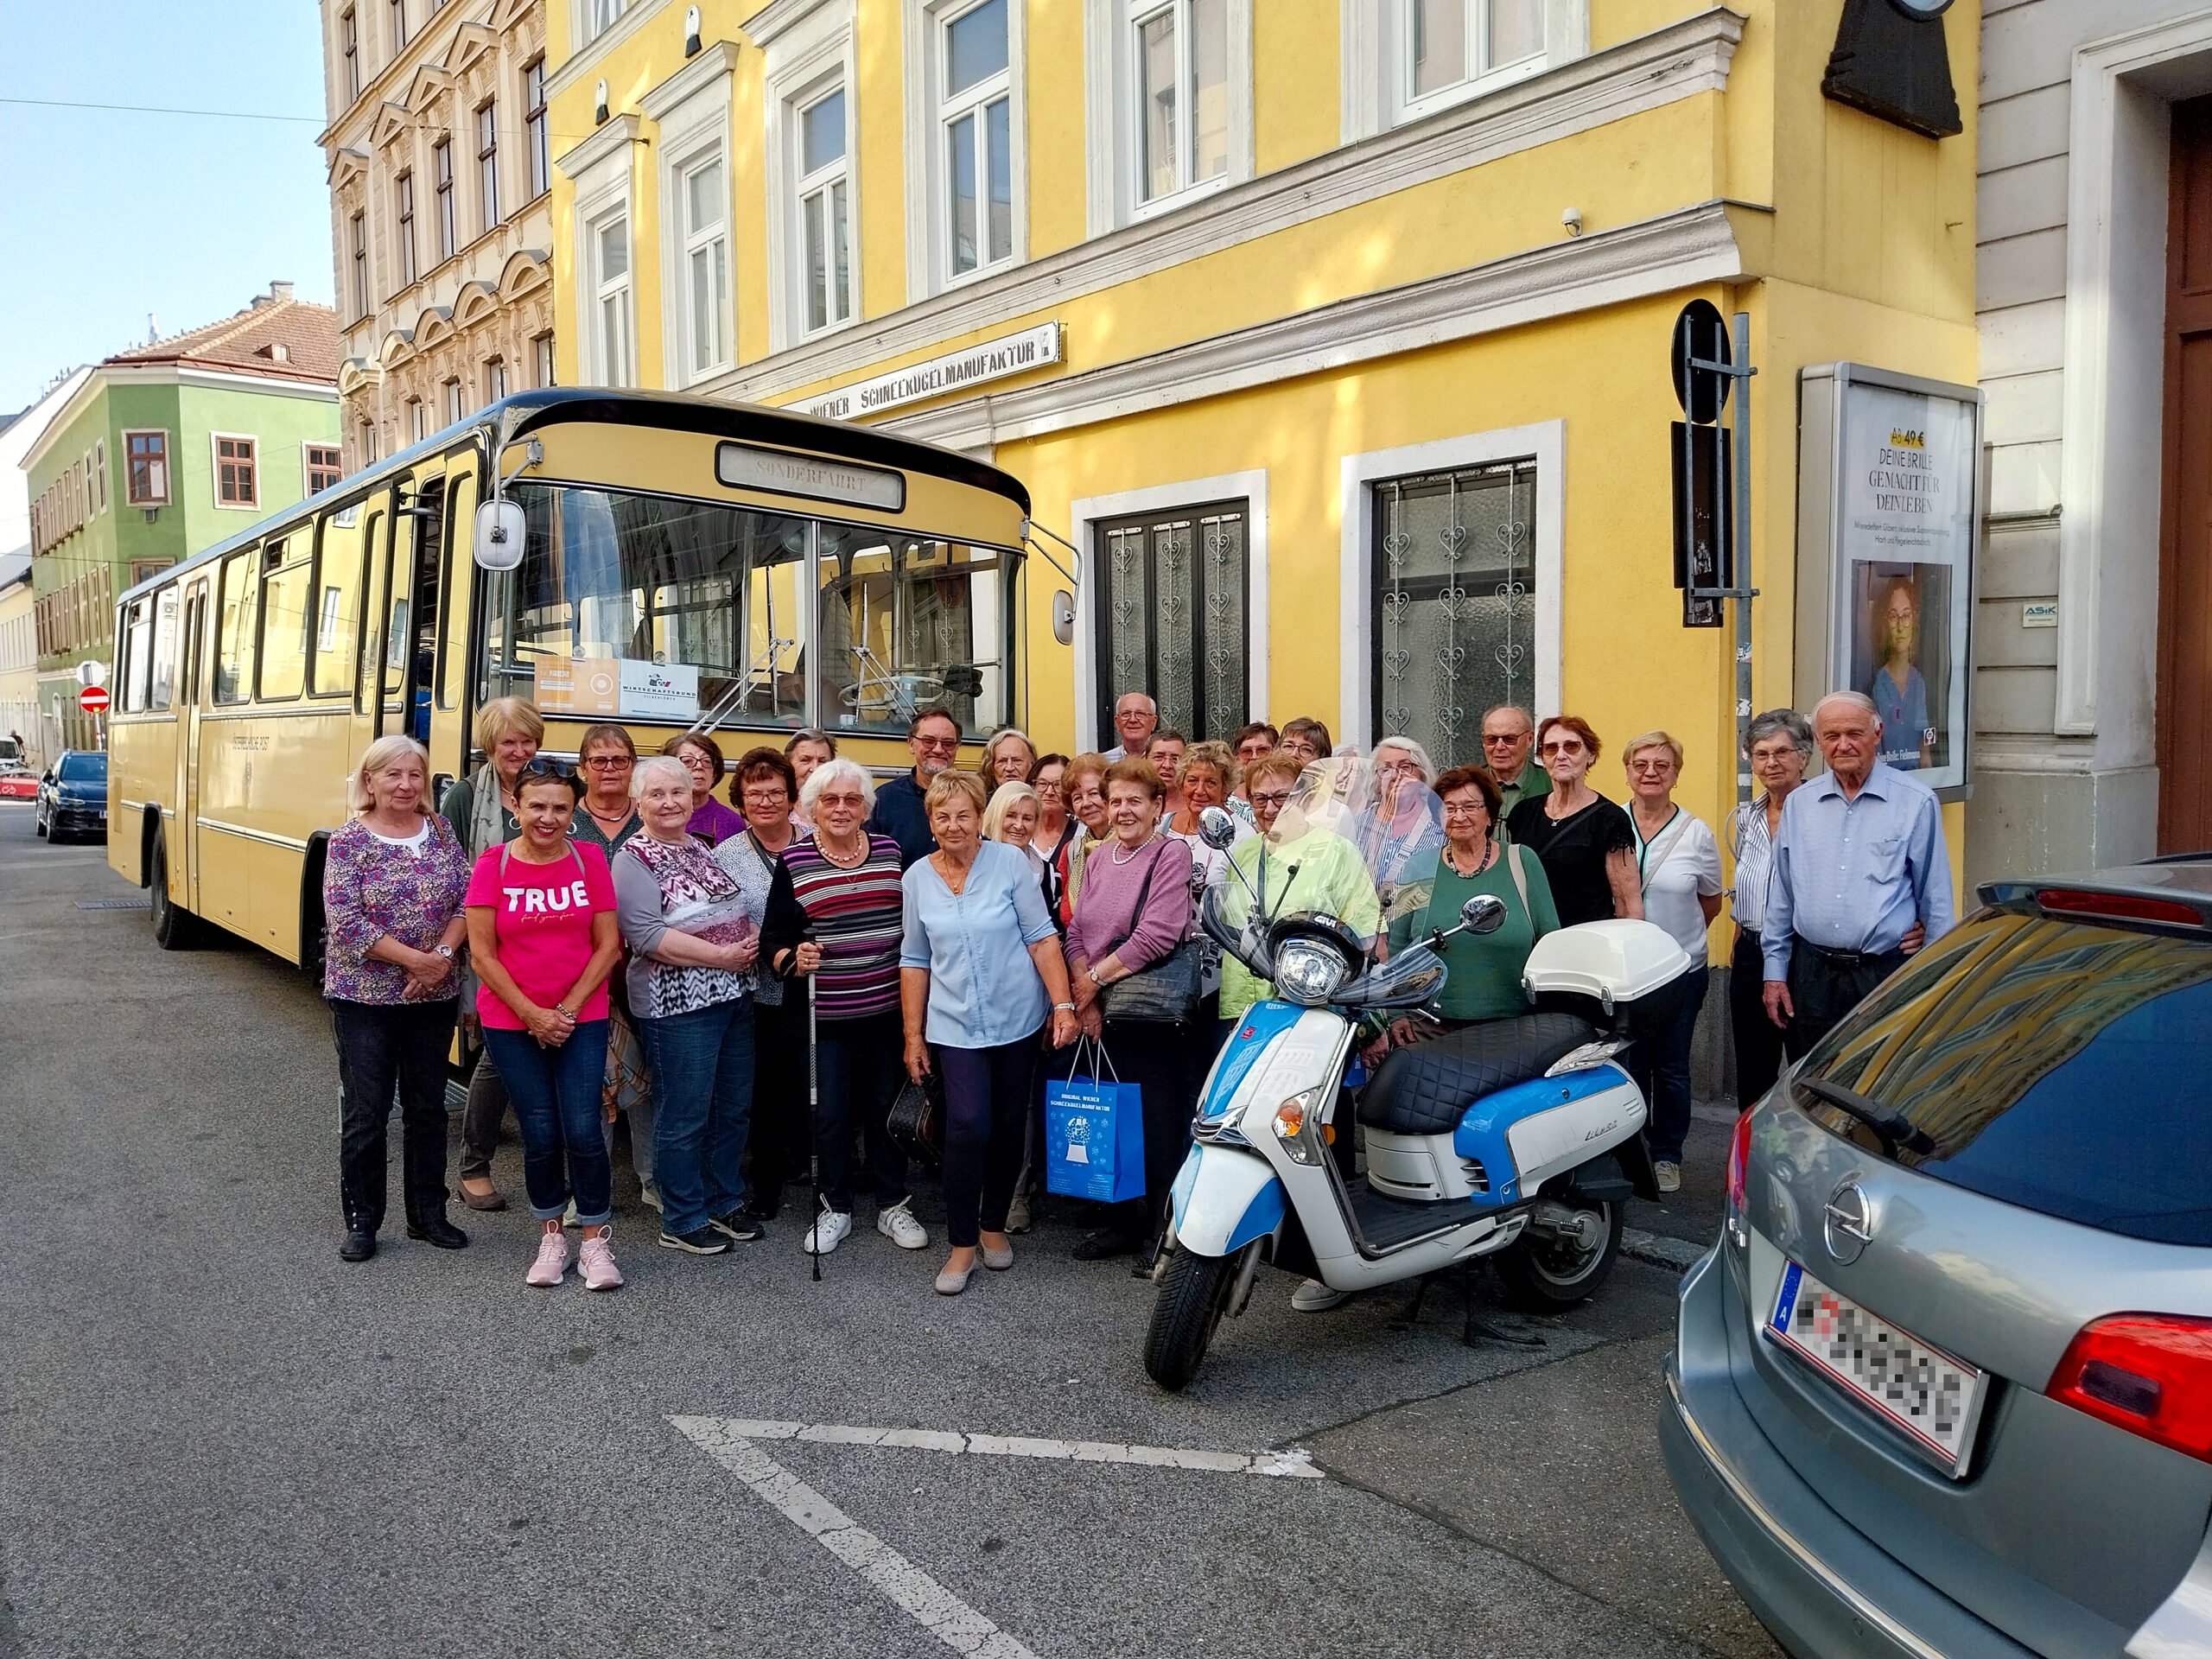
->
xmin=1045 ymin=1038 xmax=1146 ymax=1203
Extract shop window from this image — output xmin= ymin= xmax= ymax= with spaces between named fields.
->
xmin=592 ymin=211 xmax=635 ymax=385
xmin=257 ymin=538 xmax=311 ymax=701
xmin=434 ymin=140 xmax=457 ymax=261
xmin=149 ymin=585 xmax=179 ymax=710
xmin=524 ymin=60 xmax=550 ymax=199
xmin=1371 ymin=459 xmax=1536 ymax=769
xmin=307 ymin=443 xmax=345 ymax=495
xmin=213 ymin=550 xmax=257 ymax=705
xmin=124 ymin=429 xmax=169 ymax=505
xmin=215 ymin=435 xmax=258 ymax=508
xmin=681 ymin=153 xmax=731 ymax=378
xmin=478 ymin=100 xmax=499 ymax=232
xmin=944 ymin=0 xmax=1013 ymax=277
xmin=396 ymin=171 xmax=418 ymax=286
xmin=797 ymin=86 xmax=853 ymax=334
xmin=1094 ymin=500 xmax=1247 ymax=742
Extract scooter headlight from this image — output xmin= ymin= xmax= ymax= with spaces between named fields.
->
xmin=1274 ymin=939 xmax=1351 ymax=1005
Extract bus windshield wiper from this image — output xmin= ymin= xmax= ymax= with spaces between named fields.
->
xmin=1797 ymin=1077 xmax=1937 ymax=1158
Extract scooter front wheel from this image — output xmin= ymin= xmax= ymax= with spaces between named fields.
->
xmin=1144 ymin=1249 xmax=1237 ymax=1391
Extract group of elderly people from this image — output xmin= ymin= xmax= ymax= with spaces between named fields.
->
xmin=322 ymin=680 xmax=1953 ymax=1302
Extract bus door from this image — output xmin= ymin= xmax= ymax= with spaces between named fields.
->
xmin=177 ymin=576 xmax=210 ymax=914
xmin=379 ymin=469 xmax=444 ymax=748
xmin=429 ymin=459 xmax=478 ymax=789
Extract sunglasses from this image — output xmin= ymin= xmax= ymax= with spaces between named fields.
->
xmin=520 ymin=758 xmax=577 ymax=780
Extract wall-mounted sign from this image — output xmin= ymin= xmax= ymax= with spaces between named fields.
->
xmin=715 ymin=442 xmax=906 ymax=512
xmin=1822 ymin=0 xmax=1961 ymax=139
xmin=1796 ymin=362 xmax=1981 ymax=798
xmin=797 ymin=321 xmax=1063 ymax=422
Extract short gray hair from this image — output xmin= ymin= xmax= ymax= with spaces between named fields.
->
xmin=349 ymin=735 xmax=429 ymax=814
xmin=1373 ymin=734 xmax=1434 ymax=780
xmin=798 ymin=756 xmax=876 ymax=817
xmin=631 ymin=755 xmax=693 ymax=799
xmin=1813 ymin=690 xmax=1882 ymax=728
xmin=1745 ymin=708 xmax=1815 ymax=760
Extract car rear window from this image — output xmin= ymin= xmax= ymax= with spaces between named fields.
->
xmin=1794 ymin=910 xmax=2212 ymax=1246
xmin=59 ymin=754 xmax=106 ymax=783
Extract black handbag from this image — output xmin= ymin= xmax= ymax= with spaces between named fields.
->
xmin=1097 ymin=841 xmax=1203 ymax=1025
xmin=886 ymin=1068 xmax=944 ymax=1166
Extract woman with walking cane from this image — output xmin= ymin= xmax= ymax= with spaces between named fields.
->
xmin=760 ymin=759 xmax=924 ymax=1256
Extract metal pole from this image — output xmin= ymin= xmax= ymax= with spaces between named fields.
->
xmin=1732 ymin=310 xmax=1754 ymax=805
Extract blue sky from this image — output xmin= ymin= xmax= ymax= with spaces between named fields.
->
xmin=0 ymin=0 xmax=335 ymax=415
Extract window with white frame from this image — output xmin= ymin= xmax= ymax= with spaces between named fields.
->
xmin=348 ymin=211 xmax=369 ymax=319
xmin=433 ymin=140 xmax=457 ymax=261
xmin=396 ymin=171 xmax=417 ymax=286
xmin=341 ymin=9 xmax=359 ymax=99
xmin=306 ymin=443 xmax=345 ymax=494
xmin=444 ymin=378 xmax=464 ymax=424
xmin=93 ymin=440 xmax=106 ymax=512
xmin=389 ymin=0 xmax=406 ymax=54
xmin=1406 ymin=0 xmax=1544 ymax=107
xmin=409 ymin=398 xmax=426 ymax=442
xmin=1135 ymin=0 xmax=1227 ymax=204
xmin=477 ymin=101 xmax=499 ymax=231
xmin=486 ymin=358 xmax=506 ymax=403
xmin=588 ymin=0 xmax=625 ymax=40
xmin=524 ymin=60 xmax=549 ymax=199
xmin=680 ymin=154 xmax=730 ymax=378
xmin=942 ymin=0 xmax=1012 ymax=277
xmin=533 ymin=333 xmax=555 ymax=388
xmin=796 ymin=86 xmax=853 ymax=334
xmin=593 ymin=212 xmax=635 ymax=385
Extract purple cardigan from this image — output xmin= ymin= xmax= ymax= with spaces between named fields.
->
xmin=1066 ymin=836 xmax=1193 ymax=975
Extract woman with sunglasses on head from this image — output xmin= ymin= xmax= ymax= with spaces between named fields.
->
xmin=466 ymin=765 xmax=625 ymax=1289
xmin=568 ymin=724 xmax=655 ymax=1214
xmin=663 ymin=732 xmax=746 ymax=847
xmin=1503 ymin=715 xmax=1643 ymax=927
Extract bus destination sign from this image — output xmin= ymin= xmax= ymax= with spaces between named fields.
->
xmin=715 ymin=442 xmax=907 ymax=513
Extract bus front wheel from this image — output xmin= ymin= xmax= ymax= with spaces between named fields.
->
xmin=149 ymin=829 xmax=203 ymax=951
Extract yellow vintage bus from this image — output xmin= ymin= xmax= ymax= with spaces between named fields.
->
xmin=105 ymin=388 xmax=1034 ymax=967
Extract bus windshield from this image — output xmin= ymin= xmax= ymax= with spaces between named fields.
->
xmin=481 ymin=482 xmax=1013 ymax=739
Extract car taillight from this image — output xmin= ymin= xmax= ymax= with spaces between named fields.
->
xmin=2049 ymin=1313 xmax=2212 ymax=1461
xmin=2035 ymin=888 xmax=2206 ymax=927
xmin=1725 ymin=1109 xmax=1754 ymax=1211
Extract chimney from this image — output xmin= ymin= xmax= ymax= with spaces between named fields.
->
xmin=269 ymin=280 xmax=294 ymax=303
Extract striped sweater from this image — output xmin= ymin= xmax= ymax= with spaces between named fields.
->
xmin=759 ymin=833 xmax=906 ymax=1021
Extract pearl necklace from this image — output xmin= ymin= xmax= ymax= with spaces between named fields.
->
xmin=817 ymin=833 xmax=868 ymax=868
xmin=1109 ymin=831 xmax=1157 ymax=865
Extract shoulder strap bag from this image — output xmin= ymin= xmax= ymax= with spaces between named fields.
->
xmin=1637 ymin=810 xmax=1693 ymax=895
xmin=1097 ymin=841 xmax=1203 ymax=1026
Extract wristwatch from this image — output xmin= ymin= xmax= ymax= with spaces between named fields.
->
xmin=433 ymin=944 xmax=456 ymax=963
xmin=1053 ymin=1001 xmax=1077 ymax=1012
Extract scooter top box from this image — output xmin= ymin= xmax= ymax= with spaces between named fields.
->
xmin=1520 ymin=919 xmax=1691 ymax=1010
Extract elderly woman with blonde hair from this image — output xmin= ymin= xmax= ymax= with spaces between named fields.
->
xmin=323 ymin=734 xmax=474 ymax=1263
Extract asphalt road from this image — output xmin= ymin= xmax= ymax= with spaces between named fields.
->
xmin=0 ymin=804 xmax=1772 ymax=1659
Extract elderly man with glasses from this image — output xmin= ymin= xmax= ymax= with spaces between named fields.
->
xmin=1479 ymin=704 xmax=1548 ymax=822
xmin=1103 ymin=691 xmax=1158 ymax=761
xmin=867 ymin=705 xmax=963 ymax=868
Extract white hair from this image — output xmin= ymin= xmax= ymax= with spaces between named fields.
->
xmin=1115 ymin=691 xmax=1157 ymax=716
xmin=1813 ymin=690 xmax=1882 ymax=728
xmin=1373 ymin=734 xmax=1434 ymax=780
xmin=798 ymin=756 xmax=877 ymax=817
xmin=631 ymin=754 xmax=695 ymax=798
xmin=349 ymin=735 xmax=430 ymax=815
xmin=981 ymin=779 xmax=1040 ymax=842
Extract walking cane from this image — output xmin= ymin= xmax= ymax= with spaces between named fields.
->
xmin=803 ymin=928 xmax=821 ymax=1281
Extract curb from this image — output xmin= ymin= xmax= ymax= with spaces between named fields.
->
xmin=1623 ymin=1227 xmax=1709 ymax=1273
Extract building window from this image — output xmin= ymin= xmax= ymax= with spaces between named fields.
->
xmin=349 ymin=211 xmax=368 ymax=319
xmin=593 ymin=213 xmax=634 ymax=385
xmin=215 ymin=435 xmax=259 ymax=509
xmin=388 ymin=0 xmax=406 ymax=53
xmin=1135 ymin=0 xmax=1228 ymax=203
xmin=1095 ymin=500 xmax=1248 ymax=741
xmin=433 ymin=140 xmax=456 ymax=261
xmin=396 ymin=171 xmax=417 ymax=286
xmin=589 ymin=0 xmax=625 ymax=40
xmin=93 ymin=440 xmax=106 ymax=512
xmin=477 ymin=100 xmax=499 ymax=231
xmin=486 ymin=358 xmax=507 ymax=404
xmin=943 ymin=0 xmax=1013 ymax=277
xmin=797 ymin=87 xmax=852 ymax=333
xmin=341 ymin=8 xmax=359 ymax=99
xmin=681 ymin=154 xmax=730 ymax=378
xmin=444 ymin=379 xmax=464 ymax=424
xmin=534 ymin=333 xmax=555 ymax=388
xmin=306 ymin=442 xmax=345 ymax=495
xmin=524 ymin=59 xmax=549 ymax=199
xmin=359 ymin=421 xmax=378 ymax=466
xmin=124 ymin=430 xmax=169 ymax=505
xmin=1407 ymin=0 xmax=1543 ymax=104
xmin=1371 ymin=459 xmax=1535 ymax=769
xmin=409 ymin=398 xmax=426 ymax=442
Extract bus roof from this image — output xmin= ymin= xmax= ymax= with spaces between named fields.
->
xmin=118 ymin=387 xmax=1033 ymax=605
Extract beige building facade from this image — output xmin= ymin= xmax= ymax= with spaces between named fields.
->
xmin=319 ymin=0 xmax=557 ymax=470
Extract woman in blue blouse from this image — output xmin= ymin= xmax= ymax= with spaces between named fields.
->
xmin=900 ymin=770 xmax=1078 ymax=1295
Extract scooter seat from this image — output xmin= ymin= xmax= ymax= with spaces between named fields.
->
xmin=1357 ymin=1013 xmax=1597 ymax=1136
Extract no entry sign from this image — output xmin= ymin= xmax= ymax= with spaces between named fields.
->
xmin=79 ymin=685 xmax=111 ymax=713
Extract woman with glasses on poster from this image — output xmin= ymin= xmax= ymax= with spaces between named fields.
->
xmin=1868 ymin=575 xmax=1937 ymax=772
xmin=1503 ymin=716 xmax=1643 ymax=927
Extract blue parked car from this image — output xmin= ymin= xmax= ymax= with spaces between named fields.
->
xmin=35 ymin=749 xmax=107 ymax=842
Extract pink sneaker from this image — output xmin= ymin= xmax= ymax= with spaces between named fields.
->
xmin=527 ymin=1230 xmax=571 ymax=1287
xmin=578 ymin=1233 xmax=623 ymax=1292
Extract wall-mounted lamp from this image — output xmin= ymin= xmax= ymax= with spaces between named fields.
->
xmin=684 ymin=5 xmax=702 ymax=55
xmin=1560 ymin=206 xmax=1583 ymax=237
xmin=594 ymin=78 xmax=609 ymax=125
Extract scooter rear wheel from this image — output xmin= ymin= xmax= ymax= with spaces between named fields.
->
xmin=1494 ymin=1199 xmax=1623 ymax=1312
xmin=1144 ymin=1249 xmax=1236 ymax=1391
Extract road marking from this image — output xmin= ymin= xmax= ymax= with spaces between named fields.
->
xmin=686 ymin=1415 xmax=1325 ymax=1478
xmin=671 ymin=1416 xmax=1042 ymax=1659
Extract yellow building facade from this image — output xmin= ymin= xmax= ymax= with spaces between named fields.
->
xmin=543 ymin=0 xmax=1977 ymax=884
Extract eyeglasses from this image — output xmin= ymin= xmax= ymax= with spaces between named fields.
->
xmin=1440 ymin=802 xmax=1490 ymax=818
xmin=816 ymin=791 xmax=865 ymax=810
xmin=582 ymin=754 xmax=632 ymax=770
xmin=912 ymin=734 xmax=958 ymax=753
xmin=1537 ymin=741 xmax=1584 ymax=757
xmin=1482 ymin=733 xmax=1524 ymax=747
xmin=1250 ymin=790 xmax=1293 ymax=808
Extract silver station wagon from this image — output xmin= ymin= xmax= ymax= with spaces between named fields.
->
xmin=1662 ymin=863 xmax=2212 ymax=1658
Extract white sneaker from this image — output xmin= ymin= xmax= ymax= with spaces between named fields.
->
xmin=1006 ymin=1187 xmax=1033 ymax=1235
xmin=1292 ymin=1279 xmax=1350 ymax=1313
xmin=526 ymin=1230 xmax=571 ymax=1287
xmin=803 ymin=1205 xmax=853 ymax=1255
xmin=578 ymin=1233 xmax=623 ymax=1291
xmin=639 ymin=1182 xmax=663 ymax=1213
xmin=1655 ymin=1160 xmax=1682 ymax=1194
xmin=563 ymin=1199 xmax=581 ymax=1229
xmin=877 ymin=1198 xmax=928 ymax=1251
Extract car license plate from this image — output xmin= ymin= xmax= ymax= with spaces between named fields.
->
xmin=1768 ymin=1260 xmax=1988 ymax=1478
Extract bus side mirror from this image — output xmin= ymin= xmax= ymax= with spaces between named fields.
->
xmin=474 ymin=499 xmax=526 ymax=571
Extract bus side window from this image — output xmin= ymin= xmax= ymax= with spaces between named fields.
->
xmin=122 ymin=598 xmax=153 ymax=712
xmin=149 ymin=586 xmax=179 ymax=710
xmin=439 ymin=467 xmax=476 ymax=710
xmin=213 ymin=550 xmax=257 ymax=706
xmin=357 ymin=506 xmax=388 ymax=717
xmin=314 ymin=502 xmax=365 ymax=697
xmin=257 ymin=537 xmax=312 ymax=701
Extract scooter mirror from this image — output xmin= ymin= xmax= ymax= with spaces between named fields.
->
xmin=1459 ymin=893 xmax=1508 ymax=935
xmin=1197 ymin=804 xmax=1240 ymax=851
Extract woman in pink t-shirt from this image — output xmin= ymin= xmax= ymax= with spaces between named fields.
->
xmin=466 ymin=764 xmax=624 ymax=1290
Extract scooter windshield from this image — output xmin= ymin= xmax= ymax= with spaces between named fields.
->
xmin=1203 ymin=753 xmax=1454 ymax=1007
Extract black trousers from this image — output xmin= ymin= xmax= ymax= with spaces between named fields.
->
xmin=1730 ymin=926 xmax=1786 ymax=1109
xmin=747 ymin=994 xmax=811 ymax=1202
xmin=1782 ymin=940 xmax=1908 ymax=1061
xmin=331 ymin=996 xmax=459 ymax=1234
xmin=1095 ymin=1017 xmax=1198 ymax=1244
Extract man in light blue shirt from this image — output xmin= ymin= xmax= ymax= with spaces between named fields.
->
xmin=1762 ymin=691 xmax=1954 ymax=1058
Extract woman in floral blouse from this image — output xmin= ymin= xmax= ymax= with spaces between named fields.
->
xmin=323 ymin=735 xmax=474 ymax=1264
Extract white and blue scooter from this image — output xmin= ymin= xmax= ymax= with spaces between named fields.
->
xmin=1143 ymin=804 xmax=1688 ymax=1390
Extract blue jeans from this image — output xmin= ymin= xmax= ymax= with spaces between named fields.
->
xmin=639 ymin=997 xmax=755 ymax=1236
xmin=480 ymin=1022 xmax=613 ymax=1225
xmin=1633 ymin=963 xmax=1710 ymax=1165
